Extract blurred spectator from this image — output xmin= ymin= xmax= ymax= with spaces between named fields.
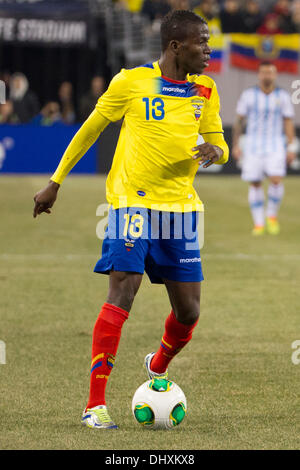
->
xmin=168 ymin=0 xmax=190 ymax=10
xmin=272 ymin=0 xmax=294 ymax=33
xmin=272 ymin=0 xmax=291 ymax=16
xmin=220 ymin=0 xmax=244 ymax=33
xmin=141 ymin=0 xmax=171 ymax=23
xmin=31 ymin=102 xmax=62 ymax=126
xmin=242 ymin=0 xmax=263 ymax=33
xmin=58 ymin=81 xmax=76 ymax=124
xmin=124 ymin=0 xmax=144 ymax=12
xmin=0 ymin=70 xmax=11 ymax=98
xmin=290 ymin=0 xmax=300 ymax=32
xmin=0 ymin=101 xmax=18 ymax=124
xmin=79 ymin=76 xmax=106 ymax=123
xmin=257 ymin=0 xmax=294 ymax=34
xmin=193 ymin=0 xmax=221 ymax=34
xmin=257 ymin=12 xmax=283 ymax=33
xmin=9 ymin=73 xmax=40 ymax=123
xmin=120 ymin=0 xmax=187 ymax=13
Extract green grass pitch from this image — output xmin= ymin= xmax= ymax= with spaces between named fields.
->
xmin=0 ymin=175 xmax=299 ymax=450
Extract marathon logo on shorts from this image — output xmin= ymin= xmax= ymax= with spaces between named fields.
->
xmin=179 ymin=257 xmax=201 ymax=263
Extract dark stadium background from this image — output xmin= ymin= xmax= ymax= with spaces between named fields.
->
xmin=0 ymin=0 xmax=299 ymax=176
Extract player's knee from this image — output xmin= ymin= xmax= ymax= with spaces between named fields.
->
xmin=173 ymin=300 xmax=200 ymax=325
xmin=107 ymin=271 xmax=141 ymax=312
xmin=269 ymin=177 xmax=282 ymax=185
xmin=107 ymin=287 xmax=136 ymax=312
xmin=250 ymin=181 xmax=262 ymax=188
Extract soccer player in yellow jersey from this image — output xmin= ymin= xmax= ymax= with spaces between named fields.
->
xmin=33 ymin=10 xmax=228 ymax=429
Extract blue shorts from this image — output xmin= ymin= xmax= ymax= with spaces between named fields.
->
xmin=94 ymin=207 xmax=204 ymax=284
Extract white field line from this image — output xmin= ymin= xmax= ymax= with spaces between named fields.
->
xmin=205 ymin=253 xmax=300 ymax=261
xmin=0 ymin=254 xmax=96 ymax=260
xmin=1 ymin=253 xmax=300 ymax=261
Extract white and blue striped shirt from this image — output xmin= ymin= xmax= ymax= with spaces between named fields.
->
xmin=236 ymin=86 xmax=294 ymax=156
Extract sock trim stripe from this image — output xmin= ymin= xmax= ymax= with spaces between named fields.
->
xmin=91 ymin=353 xmax=104 ymax=367
xmin=91 ymin=361 xmax=103 ymax=374
xmin=268 ymin=196 xmax=281 ymax=203
xmin=160 ymin=342 xmax=169 ymax=351
xmin=250 ymin=201 xmax=264 ymax=208
xmin=161 ymin=337 xmax=172 ymax=349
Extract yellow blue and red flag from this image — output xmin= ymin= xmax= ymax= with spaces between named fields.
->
xmin=230 ymin=34 xmax=300 ymax=74
xmin=206 ymin=35 xmax=226 ymax=74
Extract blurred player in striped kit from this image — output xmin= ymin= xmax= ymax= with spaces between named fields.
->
xmin=232 ymin=62 xmax=296 ymax=235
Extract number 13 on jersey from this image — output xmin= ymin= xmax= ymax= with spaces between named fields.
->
xmin=143 ymin=97 xmax=165 ymax=121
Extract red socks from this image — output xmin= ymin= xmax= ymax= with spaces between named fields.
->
xmin=86 ymin=305 xmax=197 ymax=408
xmin=86 ymin=303 xmax=128 ymax=409
xmin=150 ymin=310 xmax=199 ymax=374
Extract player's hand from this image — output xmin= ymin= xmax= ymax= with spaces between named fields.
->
xmin=232 ymin=145 xmax=242 ymax=161
xmin=192 ymin=143 xmax=224 ymax=168
xmin=287 ymin=151 xmax=296 ymax=166
xmin=33 ymin=180 xmax=60 ymax=218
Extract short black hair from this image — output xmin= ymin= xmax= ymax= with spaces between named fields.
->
xmin=160 ymin=10 xmax=207 ymax=52
xmin=259 ymin=61 xmax=276 ymax=68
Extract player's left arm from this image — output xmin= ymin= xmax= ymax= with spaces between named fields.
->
xmin=281 ymin=89 xmax=296 ymax=165
xmin=284 ymin=117 xmax=297 ymax=165
xmin=192 ymin=81 xmax=229 ymax=168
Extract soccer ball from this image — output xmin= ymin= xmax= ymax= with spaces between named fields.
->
xmin=132 ymin=378 xmax=187 ymax=430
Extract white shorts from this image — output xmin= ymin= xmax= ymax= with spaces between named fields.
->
xmin=241 ymin=152 xmax=287 ymax=182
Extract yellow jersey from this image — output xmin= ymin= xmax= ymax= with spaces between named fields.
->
xmin=96 ymin=60 xmax=227 ymax=212
xmin=51 ymin=60 xmax=228 ymax=212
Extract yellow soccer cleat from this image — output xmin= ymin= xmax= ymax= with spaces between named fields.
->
xmin=266 ymin=217 xmax=280 ymax=235
xmin=252 ymin=225 xmax=265 ymax=236
xmin=81 ymin=405 xmax=118 ymax=429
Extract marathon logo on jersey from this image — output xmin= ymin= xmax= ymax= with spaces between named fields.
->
xmin=162 ymin=86 xmax=186 ymax=94
xmin=158 ymin=77 xmax=212 ymax=99
xmin=159 ymin=77 xmax=192 ymax=97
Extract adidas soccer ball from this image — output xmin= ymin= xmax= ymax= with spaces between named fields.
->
xmin=132 ymin=378 xmax=187 ymax=430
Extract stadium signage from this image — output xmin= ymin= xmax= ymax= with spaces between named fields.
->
xmin=0 ymin=16 xmax=87 ymax=45
xmin=0 ymin=124 xmax=97 ymax=174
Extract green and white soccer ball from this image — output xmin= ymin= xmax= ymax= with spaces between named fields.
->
xmin=132 ymin=378 xmax=187 ymax=430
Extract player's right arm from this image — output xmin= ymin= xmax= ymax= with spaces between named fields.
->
xmin=195 ymin=80 xmax=229 ymax=168
xmin=33 ymin=110 xmax=110 ymax=217
xmin=33 ymin=69 xmax=129 ymax=218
